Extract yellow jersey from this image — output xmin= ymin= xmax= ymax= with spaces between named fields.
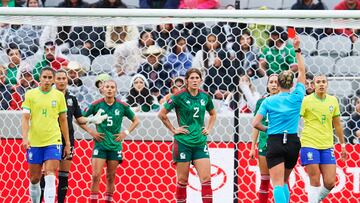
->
xmin=300 ymin=93 xmax=340 ymax=149
xmin=22 ymin=87 xmax=67 ymax=147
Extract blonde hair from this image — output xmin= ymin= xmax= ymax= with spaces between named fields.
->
xmin=278 ymin=70 xmax=294 ymax=89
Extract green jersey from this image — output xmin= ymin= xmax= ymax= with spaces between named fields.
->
xmin=164 ymin=89 xmax=214 ymax=147
xmin=254 ymin=97 xmax=268 ymax=156
xmin=84 ymin=98 xmax=135 ymax=151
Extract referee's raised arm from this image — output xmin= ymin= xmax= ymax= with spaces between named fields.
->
xmin=293 ymin=36 xmax=306 ymax=85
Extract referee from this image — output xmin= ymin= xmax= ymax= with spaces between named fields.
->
xmin=252 ymin=36 xmax=306 ymax=203
xmin=40 ymin=69 xmax=107 ymax=203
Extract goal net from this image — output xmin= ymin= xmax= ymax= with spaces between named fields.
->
xmin=0 ymin=8 xmax=359 ymax=203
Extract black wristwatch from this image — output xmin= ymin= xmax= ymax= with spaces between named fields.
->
xmin=295 ymin=48 xmax=301 ymax=53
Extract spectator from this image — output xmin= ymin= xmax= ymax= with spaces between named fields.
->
xmin=291 ymin=0 xmax=328 ymax=40
xmin=126 ymin=73 xmax=159 ymax=112
xmin=0 ymin=65 xmax=12 ymax=110
xmin=2 ymin=23 xmax=42 ymax=58
xmin=179 ymin=0 xmax=218 ymax=9
xmin=305 ymin=73 xmax=315 ymax=95
xmin=192 ymin=33 xmax=226 ymax=77
xmin=291 ymin=0 xmax=327 ymax=9
xmin=345 ymin=96 xmax=360 ymax=144
xmin=0 ymin=0 xmax=15 ymax=6
xmin=26 ymin=0 xmax=42 ymax=7
xmin=9 ymin=64 xmax=38 ymax=110
xmin=154 ymin=23 xmax=179 ymax=51
xmin=105 ymin=25 xmax=139 ymax=51
xmin=259 ymin=26 xmax=298 ymax=76
xmin=114 ymin=29 xmax=155 ymax=76
xmin=334 ymin=0 xmax=360 ymax=42
xmin=175 ymin=22 xmax=207 ymax=55
xmin=159 ymin=76 xmax=185 ymax=105
xmin=66 ymin=61 xmax=93 ymax=110
xmin=163 ymin=36 xmax=193 ymax=78
xmin=247 ymin=6 xmax=271 ymax=52
xmin=5 ymin=43 xmax=21 ymax=86
xmin=231 ymin=30 xmax=260 ymax=78
xmin=33 ymin=40 xmax=68 ymax=82
xmin=58 ymin=0 xmax=89 ymax=7
xmin=16 ymin=0 xmax=25 ymax=6
xmin=238 ymin=75 xmax=260 ymax=113
xmin=139 ymin=0 xmax=179 ymax=8
xmin=91 ymin=0 xmax=127 ymax=8
xmin=137 ymin=45 xmax=171 ymax=99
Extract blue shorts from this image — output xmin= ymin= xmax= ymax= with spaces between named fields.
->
xmin=300 ymin=147 xmax=336 ymax=166
xmin=26 ymin=145 xmax=62 ymax=164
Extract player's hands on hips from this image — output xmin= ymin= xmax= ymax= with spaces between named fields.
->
xmin=22 ymin=136 xmax=30 ymax=150
xmin=90 ymin=130 xmax=104 ymax=142
xmin=114 ymin=131 xmax=127 ymax=142
xmin=63 ymin=144 xmax=71 ymax=159
xmin=202 ymin=127 xmax=210 ymax=135
xmin=173 ymin=126 xmax=189 ymax=135
xmin=293 ymin=36 xmax=300 ymax=50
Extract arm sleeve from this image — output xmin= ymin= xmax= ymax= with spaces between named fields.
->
xmin=124 ymin=105 xmax=135 ymax=120
xmin=73 ymin=97 xmax=83 ymax=119
xmin=163 ymin=95 xmax=176 ymax=111
xmin=83 ymin=103 xmax=95 ymax=117
xmin=253 ymin=99 xmax=262 ymax=116
xmin=300 ymin=97 xmax=307 ymax=117
xmin=206 ymin=94 xmax=215 ymax=112
xmin=257 ymin=99 xmax=268 ymax=117
xmin=21 ymin=91 xmax=31 ymax=111
xmin=58 ymin=94 xmax=67 ymax=114
xmin=333 ymin=97 xmax=341 ymax=118
xmin=291 ymin=83 xmax=306 ymax=102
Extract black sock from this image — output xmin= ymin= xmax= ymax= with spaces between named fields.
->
xmin=40 ymin=173 xmax=45 ymax=203
xmin=58 ymin=171 xmax=69 ymax=203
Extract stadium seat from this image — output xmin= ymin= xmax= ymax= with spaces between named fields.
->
xmin=317 ymin=35 xmax=352 ymax=58
xmin=298 ymin=34 xmax=317 ymax=56
xmin=114 ymin=75 xmax=132 ymax=94
xmin=334 ymin=56 xmax=360 ymax=77
xmin=91 ymin=54 xmax=116 ymax=75
xmin=0 ymin=50 xmax=9 ymax=65
xmin=245 ymin=0 xmax=282 ymax=9
xmin=304 ymin=56 xmax=335 ymax=76
xmin=252 ymin=76 xmax=268 ymax=96
xmin=65 ymin=54 xmax=91 ymax=72
xmin=327 ymin=80 xmax=353 ymax=97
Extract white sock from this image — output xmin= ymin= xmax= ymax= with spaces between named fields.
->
xmin=318 ymin=186 xmax=331 ymax=201
xmin=308 ymin=185 xmax=320 ymax=203
xmin=44 ymin=175 xmax=56 ymax=203
xmin=30 ymin=182 xmax=41 ymax=203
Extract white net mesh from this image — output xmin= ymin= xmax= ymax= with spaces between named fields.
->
xmin=0 ymin=8 xmax=360 ymax=203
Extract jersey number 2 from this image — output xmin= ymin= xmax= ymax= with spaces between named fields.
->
xmin=193 ymin=107 xmax=199 ymax=118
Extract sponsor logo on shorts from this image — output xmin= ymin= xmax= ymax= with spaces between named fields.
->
xmin=28 ymin=152 xmax=33 ymax=160
xmin=93 ymin=149 xmax=98 ymax=156
xmin=331 ymin=149 xmax=335 ymax=159
xmin=307 ymin=152 xmax=313 ymax=161
xmin=180 ymin=152 xmax=186 ymax=159
xmin=117 ymin=150 xmax=122 ymax=158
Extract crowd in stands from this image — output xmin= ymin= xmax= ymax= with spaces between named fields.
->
xmin=0 ymin=0 xmax=360 ymax=143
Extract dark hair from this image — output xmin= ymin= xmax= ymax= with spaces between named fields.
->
xmin=278 ymin=70 xmax=294 ymax=89
xmin=138 ymin=29 xmax=155 ymax=48
xmin=202 ymin=33 xmax=219 ymax=69
xmin=40 ymin=67 xmax=55 ymax=77
xmin=6 ymin=43 xmax=20 ymax=56
xmin=185 ymin=68 xmax=202 ymax=80
xmin=171 ymin=36 xmax=186 ymax=54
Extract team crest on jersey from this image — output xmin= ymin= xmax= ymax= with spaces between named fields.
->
xmin=67 ymin=99 xmax=73 ymax=106
xmin=51 ymin=100 xmax=57 ymax=107
xmin=307 ymin=152 xmax=313 ymax=161
xmin=329 ymin=105 xmax=334 ymax=112
xmin=200 ymin=99 xmax=205 ymax=106
xmin=115 ymin=109 xmax=120 ymax=115
xmin=180 ymin=152 xmax=186 ymax=159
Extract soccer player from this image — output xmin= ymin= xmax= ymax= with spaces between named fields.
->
xmin=22 ymin=67 xmax=70 ymax=203
xmin=39 ymin=69 xmax=108 ymax=203
xmin=300 ymin=74 xmax=347 ymax=203
xmin=252 ymin=36 xmax=305 ymax=203
xmin=158 ymin=68 xmax=217 ymax=203
xmin=84 ymin=80 xmax=139 ymax=203
xmin=249 ymin=73 xmax=279 ymax=203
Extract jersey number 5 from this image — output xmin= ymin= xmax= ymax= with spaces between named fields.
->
xmin=193 ymin=107 xmax=199 ymax=118
xmin=107 ymin=117 xmax=113 ymax=126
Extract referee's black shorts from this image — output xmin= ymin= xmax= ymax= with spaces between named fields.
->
xmin=266 ymin=134 xmax=301 ymax=169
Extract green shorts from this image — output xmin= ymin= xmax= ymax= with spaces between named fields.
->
xmin=258 ymin=131 xmax=268 ymax=157
xmin=92 ymin=146 xmax=123 ymax=162
xmin=172 ymin=140 xmax=210 ymax=163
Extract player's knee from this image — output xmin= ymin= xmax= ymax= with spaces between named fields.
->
xmin=30 ymin=177 xmax=40 ymax=184
xmin=323 ymin=178 xmax=336 ymax=190
xmin=199 ymin=175 xmax=211 ymax=183
xmin=177 ymin=177 xmax=188 ymax=185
